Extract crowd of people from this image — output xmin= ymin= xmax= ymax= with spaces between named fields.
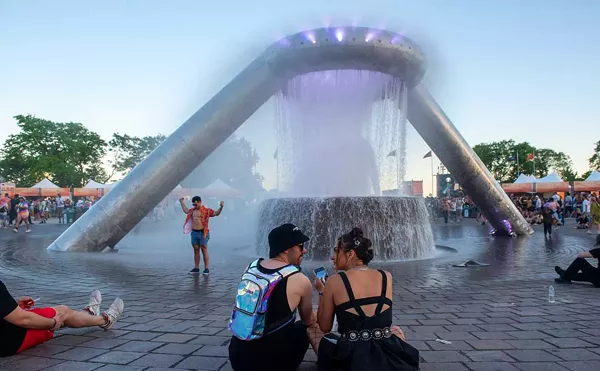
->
xmin=509 ymin=192 xmax=600 ymax=236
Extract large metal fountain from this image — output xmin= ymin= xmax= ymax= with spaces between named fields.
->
xmin=48 ymin=26 xmax=533 ymax=253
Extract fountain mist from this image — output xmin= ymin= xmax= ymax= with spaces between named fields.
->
xmin=258 ymin=70 xmax=435 ymax=261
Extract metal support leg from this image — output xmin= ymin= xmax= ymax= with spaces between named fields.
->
xmin=407 ymin=84 xmax=533 ymax=236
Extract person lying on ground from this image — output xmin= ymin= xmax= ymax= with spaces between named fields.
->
xmin=0 ymin=281 xmax=124 ymax=357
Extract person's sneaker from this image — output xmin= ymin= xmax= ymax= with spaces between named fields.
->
xmin=25 ymin=229 xmax=31 ymax=233
xmin=13 ymin=228 xmax=18 ymax=233
xmin=189 ymin=268 xmax=200 ymax=275
xmin=554 ymin=266 xmax=565 ymax=277
xmin=554 ymin=278 xmax=572 ymax=284
xmin=202 ymin=269 xmax=210 ymax=276
xmin=101 ymin=298 xmax=124 ymax=330
xmin=84 ymin=289 xmax=102 ymax=316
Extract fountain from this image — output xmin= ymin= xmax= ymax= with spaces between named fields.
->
xmin=48 ymin=26 xmax=532 ymax=253
xmin=257 ymin=70 xmax=435 ymax=260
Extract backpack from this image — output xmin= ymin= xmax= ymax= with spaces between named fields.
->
xmin=229 ymin=259 xmax=300 ymax=341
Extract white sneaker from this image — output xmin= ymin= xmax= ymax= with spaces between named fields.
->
xmin=84 ymin=289 xmax=102 ymax=316
xmin=101 ymin=298 xmax=124 ymax=330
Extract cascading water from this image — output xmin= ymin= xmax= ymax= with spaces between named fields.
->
xmin=258 ymin=70 xmax=435 ymax=261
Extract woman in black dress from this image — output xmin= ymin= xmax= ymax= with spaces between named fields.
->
xmin=309 ymin=227 xmax=419 ymax=371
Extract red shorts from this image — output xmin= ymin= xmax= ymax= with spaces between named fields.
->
xmin=17 ymin=307 xmax=56 ymax=353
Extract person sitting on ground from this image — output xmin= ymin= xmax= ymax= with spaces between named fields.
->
xmin=574 ymin=208 xmax=590 ymax=229
xmin=228 ymin=223 xmax=318 ymax=371
xmin=308 ymin=227 xmax=419 ymax=371
xmin=554 ymin=234 xmax=600 ymax=287
xmin=0 ymin=281 xmax=124 ymax=357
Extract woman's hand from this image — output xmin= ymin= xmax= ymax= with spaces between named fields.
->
xmin=391 ymin=325 xmax=406 ymax=341
xmin=313 ymin=278 xmax=324 ymax=294
xmin=17 ymin=296 xmax=35 ymax=309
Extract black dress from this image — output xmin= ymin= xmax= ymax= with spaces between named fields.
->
xmin=317 ymin=270 xmax=419 ymax=371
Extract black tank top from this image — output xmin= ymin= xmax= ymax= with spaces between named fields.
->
xmin=256 ymin=260 xmax=298 ymax=332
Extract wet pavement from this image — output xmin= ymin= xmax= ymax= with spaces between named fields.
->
xmin=1 ymin=218 xmax=599 ymax=371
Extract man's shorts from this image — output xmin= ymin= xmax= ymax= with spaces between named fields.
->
xmin=17 ymin=307 xmax=56 ymax=353
xmin=191 ymin=231 xmax=210 ymax=247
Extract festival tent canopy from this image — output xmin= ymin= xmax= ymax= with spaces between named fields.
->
xmin=31 ymin=178 xmax=60 ymax=188
xmin=535 ymin=172 xmax=563 ymax=183
xmin=514 ymin=174 xmax=537 ymax=184
xmin=586 ymin=170 xmax=600 ymax=181
xmin=83 ymin=179 xmax=118 ymax=189
xmin=201 ymin=179 xmax=243 ymax=197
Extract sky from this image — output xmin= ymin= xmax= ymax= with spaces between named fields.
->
xmin=1 ymin=0 xmax=599 ymax=194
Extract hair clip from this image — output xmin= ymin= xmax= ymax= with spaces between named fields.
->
xmin=354 ymin=239 xmax=360 ymax=247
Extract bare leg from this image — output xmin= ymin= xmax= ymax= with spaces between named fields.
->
xmin=14 ymin=215 xmax=22 ymax=231
xmin=200 ymin=245 xmax=210 ymax=270
xmin=53 ymin=305 xmax=106 ymax=328
xmin=193 ymin=245 xmax=201 ymax=269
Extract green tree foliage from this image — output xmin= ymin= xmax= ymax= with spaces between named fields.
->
xmin=106 ymin=133 xmax=167 ymax=180
xmin=0 ymin=115 xmax=107 ymax=187
xmin=472 ymin=140 xmax=575 ymax=182
xmin=589 ymin=140 xmax=600 ymax=170
xmin=182 ymin=135 xmax=264 ymax=195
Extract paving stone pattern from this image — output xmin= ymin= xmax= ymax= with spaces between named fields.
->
xmin=1 ymin=219 xmax=599 ymax=370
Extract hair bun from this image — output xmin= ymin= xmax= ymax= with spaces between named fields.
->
xmin=350 ymin=227 xmax=364 ymax=239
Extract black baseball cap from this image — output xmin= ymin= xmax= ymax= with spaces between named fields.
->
xmin=268 ymin=223 xmax=310 ymax=258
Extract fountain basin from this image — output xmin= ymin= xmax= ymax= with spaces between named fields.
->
xmin=256 ymin=196 xmax=436 ymax=261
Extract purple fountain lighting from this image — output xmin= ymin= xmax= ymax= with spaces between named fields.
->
xmin=335 ymin=29 xmax=344 ymax=42
xmin=365 ymin=31 xmax=377 ymax=42
xmin=305 ymin=32 xmax=317 ymax=44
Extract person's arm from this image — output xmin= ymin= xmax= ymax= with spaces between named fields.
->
xmin=213 ymin=201 xmax=224 ymax=216
xmin=3 ymin=306 xmax=61 ymax=330
xmin=577 ymin=250 xmax=595 ymax=259
xmin=316 ymin=274 xmax=337 ymax=333
xmin=179 ymin=198 xmax=189 ymax=214
xmin=582 ymin=248 xmax=600 ymax=259
xmin=293 ymin=274 xmax=315 ymax=327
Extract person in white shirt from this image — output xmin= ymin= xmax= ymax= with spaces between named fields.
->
xmin=55 ymin=194 xmax=65 ymax=224
xmin=583 ymin=196 xmax=591 ymax=219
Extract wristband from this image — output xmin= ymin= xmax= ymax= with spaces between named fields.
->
xmin=51 ymin=318 xmax=57 ymax=330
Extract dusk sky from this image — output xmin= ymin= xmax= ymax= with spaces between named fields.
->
xmin=1 ymin=0 xmax=598 ymax=194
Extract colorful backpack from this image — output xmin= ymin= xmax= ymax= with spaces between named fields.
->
xmin=229 ymin=259 xmax=300 ymax=340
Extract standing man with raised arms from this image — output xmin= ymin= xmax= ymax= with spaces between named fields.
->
xmin=180 ymin=196 xmax=224 ymax=275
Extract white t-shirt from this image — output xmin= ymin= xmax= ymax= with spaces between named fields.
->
xmin=56 ymin=197 xmax=64 ymax=208
xmin=583 ymin=199 xmax=591 ymax=213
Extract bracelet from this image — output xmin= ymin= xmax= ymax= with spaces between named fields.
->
xmin=51 ymin=318 xmax=57 ymax=330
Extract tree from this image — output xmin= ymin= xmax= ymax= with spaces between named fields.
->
xmin=106 ymin=133 xmax=166 ymax=180
xmin=0 ymin=115 xmax=107 ymax=187
xmin=589 ymin=140 xmax=600 ymax=170
xmin=182 ymin=135 xmax=264 ymax=195
xmin=472 ymin=140 xmax=573 ymax=182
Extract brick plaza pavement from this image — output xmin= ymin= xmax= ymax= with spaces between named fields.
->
xmin=0 ymin=218 xmax=599 ymax=371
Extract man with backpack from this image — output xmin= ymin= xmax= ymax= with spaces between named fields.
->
xmin=228 ymin=223 xmax=316 ymax=371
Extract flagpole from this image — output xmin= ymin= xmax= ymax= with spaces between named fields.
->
xmin=431 ymin=154 xmax=435 ymax=197
xmin=516 ymin=151 xmax=519 ymax=175
xmin=533 ymin=150 xmax=536 ymax=177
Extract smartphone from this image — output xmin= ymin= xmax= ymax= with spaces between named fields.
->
xmin=314 ymin=267 xmax=328 ymax=284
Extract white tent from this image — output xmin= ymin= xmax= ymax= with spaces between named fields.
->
xmin=536 ymin=172 xmax=563 ymax=183
xmin=84 ymin=179 xmax=118 ymax=189
xmin=31 ymin=178 xmax=60 ymax=188
xmin=514 ymin=174 xmax=537 ymax=184
xmin=84 ymin=180 xmax=106 ymax=188
xmin=201 ymin=179 xmax=243 ymax=196
xmin=585 ymin=170 xmax=600 ymax=181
